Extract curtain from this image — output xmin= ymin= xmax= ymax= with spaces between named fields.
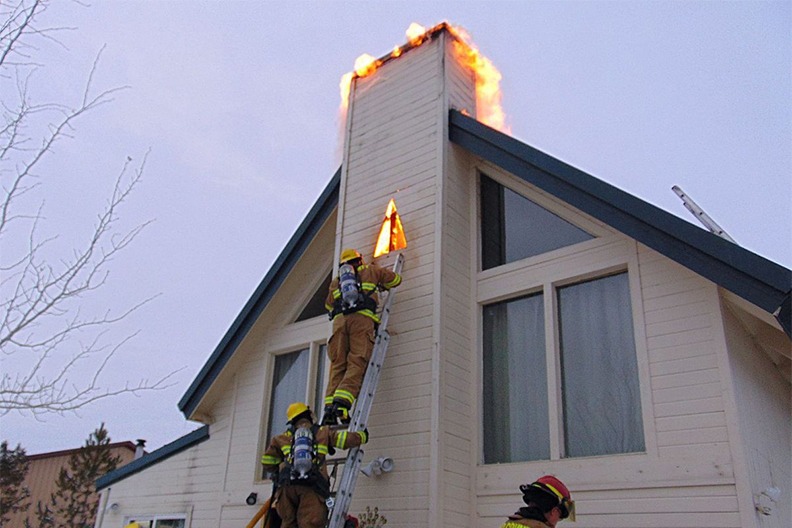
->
xmin=558 ymin=273 xmax=644 ymax=457
xmin=483 ymin=293 xmax=549 ymax=463
xmin=266 ymin=349 xmax=309 ymax=440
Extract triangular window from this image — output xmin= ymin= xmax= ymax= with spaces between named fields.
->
xmin=295 ymin=272 xmax=332 ymax=322
xmin=481 ymin=174 xmax=593 ymax=270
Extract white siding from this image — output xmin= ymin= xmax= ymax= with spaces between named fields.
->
xmin=437 ymin=36 xmax=477 ymax=528
xmin=722 ymin=306 xmax=791 ymax=528
xmin=334 ymin=35 xmax=446 ymax=527
xmin=472 ymin=234 xmax=744 ymax=527
xmin=99 ymin=389 xmax=240 ymax=528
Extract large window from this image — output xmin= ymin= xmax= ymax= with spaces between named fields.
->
xmin=480 ymin=174 xmax=593 ymax=270
xmin=482 ymin=272 xmax=644 ymax=463
xmin=265 ymin=344 xmax=328 ymax=441
xmin=558 ymin=274 xmax=644 ymax=457
xmin=483 ymin=292 xmax=549 ymax=463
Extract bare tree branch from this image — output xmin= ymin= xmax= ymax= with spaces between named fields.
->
xmin=0 ymin=0 xmax=178 ymax=416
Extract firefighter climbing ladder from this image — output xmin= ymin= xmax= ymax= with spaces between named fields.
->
xmin=326 ymin=252 xmax=404 ymax=528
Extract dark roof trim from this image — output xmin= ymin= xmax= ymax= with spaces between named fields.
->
xmin=178 ymin=169 xmax=341 ymax=418
xmin=96 ymin=425 xmax=209 ymax=490
xmin=449 ymin=110 xmax=791 ymax=334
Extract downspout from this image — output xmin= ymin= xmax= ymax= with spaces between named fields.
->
xmin=93 ymin=486 xmax=111 ymax=528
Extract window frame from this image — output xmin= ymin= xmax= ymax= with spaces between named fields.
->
xmin=474 ymin=166 xmax=654 ymax=466
xmin=123 ymin=513 xmax=189 ymax=528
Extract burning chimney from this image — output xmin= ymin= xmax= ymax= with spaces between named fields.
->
xmin=335 ymin=23 xmax=480 ymax=261
xmin=332 ymin=23 xmax=488 ymax=525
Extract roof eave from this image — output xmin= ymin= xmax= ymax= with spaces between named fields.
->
xmin=96 ymin=425 xmax=209 ymax=490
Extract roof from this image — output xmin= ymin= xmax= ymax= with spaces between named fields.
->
xmin=178 ymin=169 xmax=341 ymax=418
xmin=96 ymin=425 xmax=209 ymax=490
xmin=449 ymin=109 xmax=791 ymax=336
xmin=27 ymin=441 xmax=137 ymax=461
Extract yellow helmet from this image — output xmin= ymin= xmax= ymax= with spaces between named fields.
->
xmin=340 ymin=248 xmax=362 ymax=264
xmin=286 ymin=402 xmax=310 ymax=423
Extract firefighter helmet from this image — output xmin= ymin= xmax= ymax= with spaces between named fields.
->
xmin=286 ymin=402 xmax=311 ymax=423
xmin=520 ymin=475 xmax=575 ymax=520
xmin=340 ymin=248 xmax=362 ymax=264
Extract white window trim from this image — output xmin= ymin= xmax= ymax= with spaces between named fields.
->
xmin=122 ymin=512 xmax=189 ymax=528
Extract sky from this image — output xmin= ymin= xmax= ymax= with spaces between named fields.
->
xmin=1 ymin=0 xmax=790 ymax=455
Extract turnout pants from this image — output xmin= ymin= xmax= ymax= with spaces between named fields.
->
xmin=325 ymin=312 xmax=376 ymax=407
xmin=275 ymin=485 xmax=328 ymax=528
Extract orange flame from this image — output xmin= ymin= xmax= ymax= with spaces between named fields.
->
xmin=449 ymin=26 xmax=509 ymax=133
xmin=373 ymin=199 xmax=407 ymax=257
xmin=339 ymin=22 xmax=508 ymax=133
xmin=406 ymin=22 xmax=428 ymax=46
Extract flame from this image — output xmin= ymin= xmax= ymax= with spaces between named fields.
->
xmin=373 ymin=199 xmax=407 ymax=257
xmin=354 ymin=53 xmax=381 ymax=77
xmin=339 ymin=21 xmax=508 ymax=132
xmin=406 ymin=22 xmax=428 ymax=46
xmin=449 ymin=27 xmax=509 ymax=133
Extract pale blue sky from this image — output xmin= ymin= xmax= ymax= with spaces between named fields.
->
xmin=2 ymin=0 xmax=790 ymax=454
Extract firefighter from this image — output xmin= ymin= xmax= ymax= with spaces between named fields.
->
xmin=501 ymin=475 xmax=575 ymax=528
xmin=260 ymin=402 xmax=369 ymax=528
xmin=321 ymin=248 xmax=402 ymax=425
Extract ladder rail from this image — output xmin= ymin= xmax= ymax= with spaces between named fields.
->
xmin=326 ymin=253 xmax=403 ymax=528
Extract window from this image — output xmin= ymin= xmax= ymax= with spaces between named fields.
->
xmin=483 ymin=292 xmax=549 ymax=463
xmin=482 ymin=272 xmax=644 ymax=463
xmin=295 ymin=273 xmax=332 ymax=322
xmin=480 ymin=174 xmax=593 ymax=270
xmin=558 ymin=274 xmax=644 ymax=457
xmin=124 ymin=515 xmax=186 ymax=528
xmin=265 ymin=344 xmax=328 ymax=442
xmin=266 ymin=348 xmax=310 ymax=440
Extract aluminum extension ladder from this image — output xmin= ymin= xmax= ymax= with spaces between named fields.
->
xmin=326 ymin=252 xmax=404 ymax=528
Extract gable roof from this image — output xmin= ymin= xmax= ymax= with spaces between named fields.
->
xmin=178 ymin=169 xmax=340 ymax=419
xmin=449 ymin=109 xmax=791 ymax=336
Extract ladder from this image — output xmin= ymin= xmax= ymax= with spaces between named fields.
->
xmin=326 ymin=252 xmax=404 ymax=528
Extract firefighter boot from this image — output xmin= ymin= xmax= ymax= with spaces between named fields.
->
xmin=320 ymin=404 xmax=337 ymax=426
xmin=333 ymin=402 xmax=351 ymax=425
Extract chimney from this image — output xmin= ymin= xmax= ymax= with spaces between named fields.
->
xmin=134 ymin=439 xmax=146 ymax=460
xmin=334 ymin=24 xmax=478 ymax=527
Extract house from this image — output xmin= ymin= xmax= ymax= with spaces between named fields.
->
xmin=95 ymin=24 xmax=791 ymax=528
xmin=5 ymin=441 xmax=141 ymax=528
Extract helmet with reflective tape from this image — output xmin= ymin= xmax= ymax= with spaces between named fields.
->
xmin=520 ymin=475 xmax=575 ymax=520
xmin=286 ymin=402 xmax=311 ymax=423
xmin=340 ymin=248 xmax=362 ymax=264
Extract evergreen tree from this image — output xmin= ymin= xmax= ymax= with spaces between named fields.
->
xmin=0 ymin=441 xmax=31 ymax=528
xmin=28 ymin=424 xmax=121 ymax=528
